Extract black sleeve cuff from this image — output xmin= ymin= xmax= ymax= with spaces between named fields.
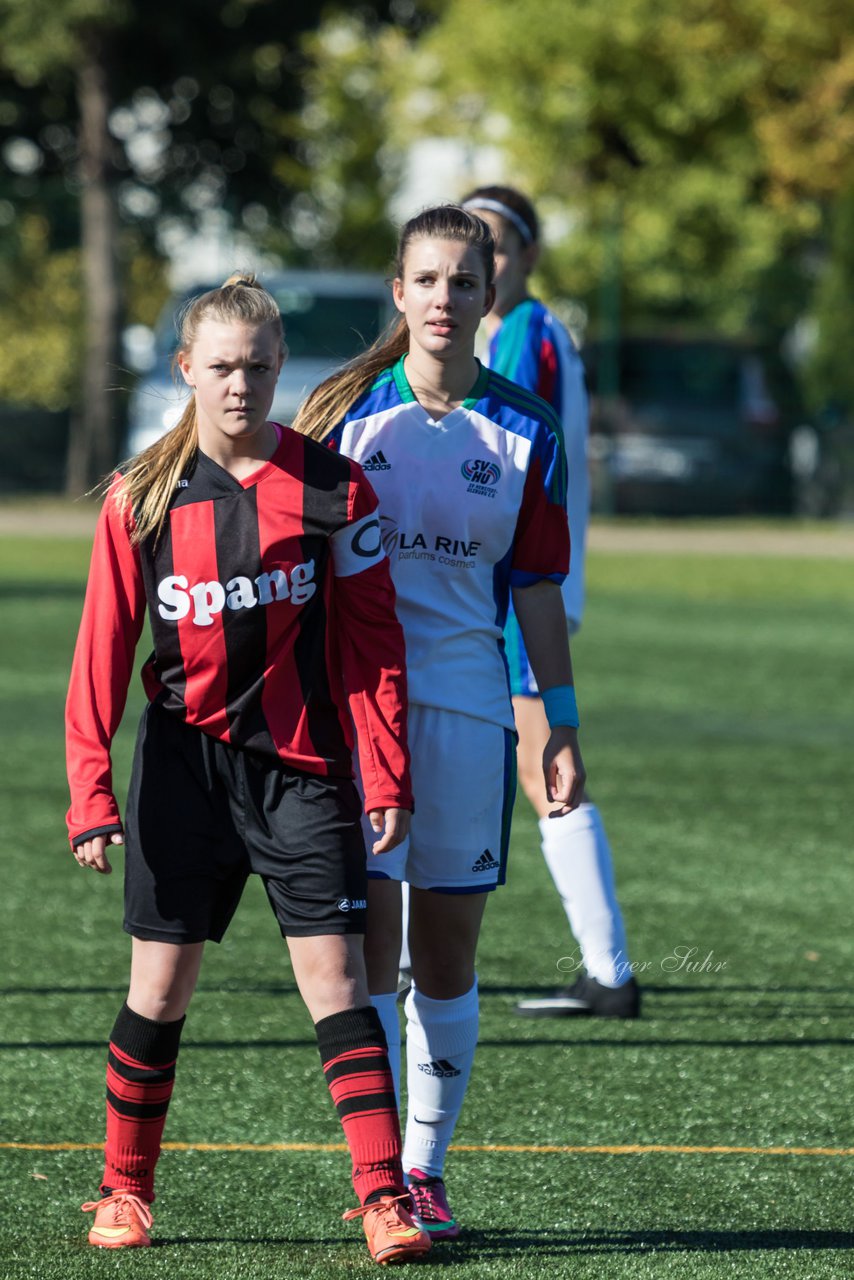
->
xmin=69 ymin=823 xmax=123 ymax=849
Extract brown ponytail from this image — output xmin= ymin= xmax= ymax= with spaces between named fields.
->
xmin=115 ymin=273 xmax=284 ymax=545
xmin=293 ymin=204 xmax=495 ymax=442
xmin=292 ymin=317 xmax=409 ymax=442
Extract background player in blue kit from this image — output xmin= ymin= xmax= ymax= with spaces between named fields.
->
xmin=462 ymin=185 xmax=640 ymax=1019
xmin=294 ymin=205 xmax=586 ymax=1239
xmin=65 ymin=274 xmax=430 ymax=1265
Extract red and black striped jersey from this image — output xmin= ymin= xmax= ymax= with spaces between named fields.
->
xmin=66 ymin=426 xmax=412 ymax=847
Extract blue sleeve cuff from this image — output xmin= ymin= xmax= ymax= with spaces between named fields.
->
xmin=510 ymin=569 xmax=567 ymax=589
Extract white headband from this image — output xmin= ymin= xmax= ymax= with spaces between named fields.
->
xmin=463 ymin=197 xmax=535 ymax=245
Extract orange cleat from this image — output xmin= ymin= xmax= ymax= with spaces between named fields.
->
xmin=343 ymin=1193 xmax=431 ymax=1265
xmin=81 ymin=1190 xmax=153 ymax=1248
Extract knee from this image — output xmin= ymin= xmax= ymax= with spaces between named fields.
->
xmin=411 ymin=948 xmax=475 ymax=1000
xmin=128 ymin=965 xmax=197 ymax=1022
xmin=127 ymin=985 xmax=192 ymax=1023
xmin=128 ymin=941 xmax=203 ymax=1022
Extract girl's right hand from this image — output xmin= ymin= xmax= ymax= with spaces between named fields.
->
xmin=367 ymin=807 xmax=411 ymax=855
xmin=73 ymin=832 xmax=124 ymax=875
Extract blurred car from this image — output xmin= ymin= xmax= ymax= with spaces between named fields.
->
xmin=126 ymin=270 xmax=394 ymax=455
xmin=583 ymin=337 xmax=799 ymax=516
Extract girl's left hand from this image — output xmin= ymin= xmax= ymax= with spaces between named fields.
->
xmin=368 ymin=807 xmax=411 ymax=854
xmin=543 ymin=727 xmax=586 ymax=816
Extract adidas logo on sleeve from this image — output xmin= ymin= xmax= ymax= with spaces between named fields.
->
xmin=362 ymin=451 xmax=392 ymax=472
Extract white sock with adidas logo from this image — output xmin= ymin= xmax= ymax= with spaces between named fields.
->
xmin=401 ymin=978 xmax=479 ymax=1178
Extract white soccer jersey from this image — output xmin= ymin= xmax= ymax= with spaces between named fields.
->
xmin=328 ymin=356 xmax=568 ymax=730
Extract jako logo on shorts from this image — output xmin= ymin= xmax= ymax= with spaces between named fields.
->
xmin=157 ymin=562 xmax=316 ymax=626
xmin=337 ymin=898 xmax=367 ymax=912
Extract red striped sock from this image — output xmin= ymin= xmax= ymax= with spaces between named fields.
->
xmin=316 ymin=1006 xmax=404 ymax=1204
xmin=100 ymin=1002 xmax=185 ymax=1203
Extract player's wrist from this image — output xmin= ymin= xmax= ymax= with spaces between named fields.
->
xmin=542 ymin=684 xmax=579 ymax=729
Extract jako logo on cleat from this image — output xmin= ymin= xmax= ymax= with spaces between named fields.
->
xmin=471 ymin=849 xmax=498 ymax=873
xmin=418 ymin=1059 xmax=461 ymax=1078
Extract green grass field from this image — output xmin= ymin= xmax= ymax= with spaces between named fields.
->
xmin=2 ymin=522 xmax=854 ymax=1278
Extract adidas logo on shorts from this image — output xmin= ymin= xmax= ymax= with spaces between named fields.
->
xmin=471 ymin=849 xmax=499 ymax=873
xmin=362 ymin=450 xmax=391 ymax=472
xmin=418 ymin=1059 xmax=461 ymax=1078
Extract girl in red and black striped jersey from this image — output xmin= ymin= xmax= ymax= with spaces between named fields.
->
xmin=66 ymin=275 xmax=430 ymax=1265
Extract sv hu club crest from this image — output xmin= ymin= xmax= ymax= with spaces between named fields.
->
xmin=461 ymin=458 xmax=500 ymax=487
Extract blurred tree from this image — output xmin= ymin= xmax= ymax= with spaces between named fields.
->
xmin=0 ymin=0 xmax=130 ymax=493
xmin=0 ymin=214 xmax=83 ymax=410
xmin=0 ymin=221 xmax=170 ymax=413
xmin=265 ymin=13 xmax=408 ymax=270
xmin=805 ymin=187 xmax=854 ymax=418
xmin=321 ymin=0 xmax=853 ymax=344
xmin=0 ymin=0 xmax=402 ymax=491
xmin=746 ymin=2 xmax=854 ymax=205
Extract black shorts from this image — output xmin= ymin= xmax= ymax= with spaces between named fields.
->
xmin=123 ymin=703 xmax=368 ymax=943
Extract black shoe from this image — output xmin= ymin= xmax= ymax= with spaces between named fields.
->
xmin=515 ymin=975 xmax=641 ymax=1018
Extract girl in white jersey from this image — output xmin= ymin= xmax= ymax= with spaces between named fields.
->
xmin=294 ymin=204 xmax=586 ymax=1239
xmin=461 ymin=184 xmax=640 ymax=1020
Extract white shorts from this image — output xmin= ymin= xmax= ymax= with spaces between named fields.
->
xmin=364 ymin=705 xmax=517 ymax=893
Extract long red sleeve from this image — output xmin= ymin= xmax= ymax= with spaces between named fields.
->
xmin=334 ymin=558 xmax=412 ymax=814
xmin=65 ymin=482 xmax=146 ymax=847
xmin=327 ymin=470 xmax=412 ymax=814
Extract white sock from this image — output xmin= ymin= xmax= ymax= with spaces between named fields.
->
xmin=370 ymin=992 xmax=402 ymax=1104
xmin=539 ymin=802 xmax=631 ymax=988
xmin=402 ymin=979 xmax=479 ymax=1178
